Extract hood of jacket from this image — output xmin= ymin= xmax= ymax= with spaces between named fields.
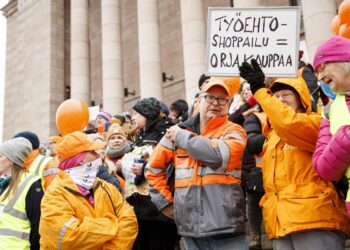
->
xmin=269 ymin=76 xmax=312 ymax=114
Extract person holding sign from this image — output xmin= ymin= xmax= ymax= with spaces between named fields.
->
xmin=239 ymin=59 xmax=349 ymax=250
xmin=146 ymin=78 xmax=248 ymax=249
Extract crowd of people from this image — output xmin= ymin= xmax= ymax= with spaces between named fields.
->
xmin=1 ymin=35 xmax=350 ymax=250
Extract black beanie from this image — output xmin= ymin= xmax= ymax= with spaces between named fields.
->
xmin=133 ymin=97 xmax=161 ymax=121
xmin=198 ymin=74 xmax=210 ymax=89
xmin=13 ymin=131 xmax=40 ymax=150
xmin=171 ymin=99 xmax=188 ymax=114
xmin=270 ymin=83 xmax=297 ymax=94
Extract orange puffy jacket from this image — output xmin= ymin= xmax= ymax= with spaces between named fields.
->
xmin=255 ymin=77 xmax=349 ymax=239
xmin=39 ymin=171 xmax=138 ymax=249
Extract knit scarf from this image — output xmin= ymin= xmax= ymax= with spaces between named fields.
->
xmin=106 ymin=142 xmax=131 ymax=159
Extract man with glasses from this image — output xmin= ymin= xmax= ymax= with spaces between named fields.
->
xmin=146 ymin=78 xmax=248 ymax=249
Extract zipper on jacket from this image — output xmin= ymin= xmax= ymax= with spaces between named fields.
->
xmin=64 ymin=183 xmax=101 ymax=204
xmin=64 ymin=186 xmax=88 ymax=199
xmin=100 ymin=183 xmax=117 ymax=216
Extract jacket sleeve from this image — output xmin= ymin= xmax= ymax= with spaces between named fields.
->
xmin=254 ymin=88 xmax=321 ymax=152
xmin=243 ymin=114 xmax=266 ymax=155
xmin=229 ymin=102 xmax=250 ymax=125
xmin=97 ymin=165 xmax=122 ymax=192
xmin=26 ymin=180 xmax=44 ymax=250
xmin=100 ymin=182 xmax=138 ymax=250
xmin=174 ymin=124 xmax=247 ymax=170
xmin=39 ymin=186 xmax=119 ymax=249
xmin=146 ymin=136 xmax=175 ymax=211
xmin=313 ymin=119 xmax=350 ymax=181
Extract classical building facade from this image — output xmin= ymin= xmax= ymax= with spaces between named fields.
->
xmin=1 ymin=0 xmax=343 ymax=141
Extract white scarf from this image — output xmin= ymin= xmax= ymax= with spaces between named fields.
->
xmin=65 ymin=158 xmax=102 ymax=190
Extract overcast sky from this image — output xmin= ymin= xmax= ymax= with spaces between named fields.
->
xmin=0 ymin=0 xmax=8 ymax=143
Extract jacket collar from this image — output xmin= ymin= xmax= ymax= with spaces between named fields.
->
xmin=23 ymin=149 xmax=40 ymax=170
xmin=180 ymin=113 xmax=228 ymax=135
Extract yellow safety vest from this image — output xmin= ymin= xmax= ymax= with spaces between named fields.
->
xmin=0 ymin=173 xmax=40 ymax=249
xmin=323 ymin=94 xmax=350 ymax=202
xmin=29 ymin=155 xmax=57 ymax=188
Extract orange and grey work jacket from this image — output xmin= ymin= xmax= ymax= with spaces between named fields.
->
xmin=146 ymin=113 xmax=247 ymax=237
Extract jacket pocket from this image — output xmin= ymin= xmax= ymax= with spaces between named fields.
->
xmin=279 ymin=190 xmax=335 ymax=226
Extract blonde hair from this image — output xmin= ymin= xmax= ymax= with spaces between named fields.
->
xmin=1 ymin=164 xmax=26 ymax=201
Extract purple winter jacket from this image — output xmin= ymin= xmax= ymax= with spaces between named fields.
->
xmin=313 ymin=96 xmax=350 ymax=181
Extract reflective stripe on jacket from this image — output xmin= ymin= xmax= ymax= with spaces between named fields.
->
xmin=254 ymin=77 xmax=349 ymax=239
xmin=39 ymin=171 xmax=138 ymax=250
xmin=146 ymin=114 xmax=247 ymax=237
xmin=0 ymin=173 xmax=40 ymax=249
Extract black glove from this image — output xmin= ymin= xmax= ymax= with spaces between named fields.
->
xmin=239 ymin=59 xmax=266 ymax=94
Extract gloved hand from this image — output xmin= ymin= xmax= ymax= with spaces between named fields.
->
xmin=239 ymin=59 xmax=266 ymax=94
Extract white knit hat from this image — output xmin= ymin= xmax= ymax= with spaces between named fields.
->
xmin=0 ymin=137 xmax=33 ymax=167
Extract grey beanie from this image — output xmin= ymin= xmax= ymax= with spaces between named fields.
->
xmin=0 ymin=137 xmax=33 ymax=168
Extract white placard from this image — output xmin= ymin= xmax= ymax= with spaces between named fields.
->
xmin=206 ymin=7 xmax=301 ymax=78
xmin=88 ymin=106 xmax=100 ymax=121
xmin=121 ymin=153 xmax=137 ymax=183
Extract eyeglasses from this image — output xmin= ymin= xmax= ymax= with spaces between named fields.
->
xmin=273 ymin=92 xmax=295 ymax=100
xmin=316 ymin=64 xmax=332 ymax=84
xmin=201 ymin=94 xmax=231 ymax=106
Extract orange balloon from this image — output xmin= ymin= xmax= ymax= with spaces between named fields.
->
xmin=331 ymin=15 xmax=341 ymax=35
xmin=339 ymin=24 xmax=350 ymax=39
xmin=56 ymin=99 xmax=89 ymax=136
xmin=339 ymin=0 xmax=350 ymax=24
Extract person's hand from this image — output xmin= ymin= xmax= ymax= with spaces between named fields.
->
xmin=161 ymin=205 xmax=174 ymax=219
xmin=131 ymin=162 xmax=144 ymax=175
xmin=239 ymin=59 xmax=266 ymax=94
xmin=116 ymin=160 xmax=122 ymax=173
xmin=165 ymin=125 xmax=182 ymax=142
xmin=242 ymin=106 xmax=259 ymax=119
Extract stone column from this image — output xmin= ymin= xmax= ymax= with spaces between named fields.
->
xmin=301 ymin=0 xmax=337 ymax=61
xmin=101 ymin=0 xmax=124 ymax=114
xmin=180 ymin=0 xmax=206 ymax=103
xmin=233 ymin=0 xmax=261 ymax=7
xmin=71 ymin=0 xmax=90 ymax=104
xmin=137 ymin=0 xmax=163 ymax=100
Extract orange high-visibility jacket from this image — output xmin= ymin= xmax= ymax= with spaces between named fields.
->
xmin=146 ymin=114 xmax=247 ymax=237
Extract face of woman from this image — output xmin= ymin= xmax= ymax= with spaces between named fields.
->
xmin=132 ymin=111 xmax=147 ymax=129
xmin=0 ymin=153 xmax=13 ymax=175
xmin=108 ymin=134 xmax=126 ymax=150
xmin=81 ymin=151 xmax=100 ymax=165
xmin=241 ymin=83 xmax=252 ymax=101
xmin=317 ymin=63 xmax=350 ymax=94
xmin=273 ymin=89 xmax=302 ymax=112
xmin=96 ymin=116 xmax=107 ymax=126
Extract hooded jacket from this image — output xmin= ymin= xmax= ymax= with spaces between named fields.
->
xmin=39 ymin=171 xmax=138 ymax=249
xmin=253 ymin=77 xmax=349 ymax=239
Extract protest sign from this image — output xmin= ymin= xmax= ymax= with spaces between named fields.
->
xmin=206 ymin=7 xmax=301 ymax=77
xmin=88 ymin=106 xmax=100 ymax=121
